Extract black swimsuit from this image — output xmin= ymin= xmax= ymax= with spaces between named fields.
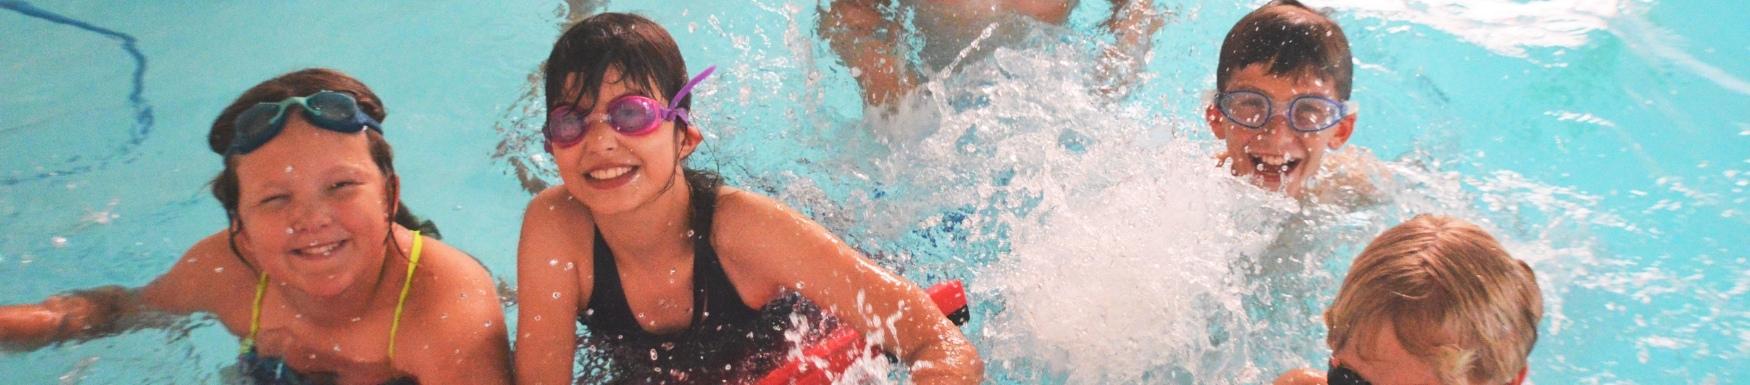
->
xmin=578 ymin=171 xmax=823 ymax=384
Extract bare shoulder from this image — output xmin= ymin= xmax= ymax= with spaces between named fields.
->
xmin=401 ymin=238 xmax=509 ymax=367
xmin=710 ymin=187 xmax=796 ymax=230
xmin=708 ymin=187 xmax=811 ymax=253
xmin=409 ymin=238 xmax=500 ymax=312
xmin=523 ymin=186 xmax=592 ymax=224
xmin=142 ymin=231 xmax=256 ymax=316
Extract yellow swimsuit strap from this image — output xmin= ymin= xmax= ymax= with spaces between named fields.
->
xmin=239 ymin=230 xmax=425 ymax=365
xmin=386 ymin=231 xmax=423 ymax=363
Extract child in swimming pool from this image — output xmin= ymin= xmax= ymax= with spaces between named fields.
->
xmin=0 ymin=69 xmax=510 ymax=385
xmin=1208 ymin=0 xmax=1384 ymax=204
xmin=820 ymin=0 xmax=1163 ymax=106
xmin=1273 ymin=214 xmax=1543 ymax=385
xmin=513 ymin=13 xmax=983 ymax=385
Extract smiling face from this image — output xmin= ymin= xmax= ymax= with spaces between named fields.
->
xmin=231 ymin=112 xmax=394 ymax=298
xmin=1208 ymin=64 xmax=1355 ymax=197
xmin=550 ymin=68 xmax=701 ymax=216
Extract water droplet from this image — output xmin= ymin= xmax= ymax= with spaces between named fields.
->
xmin=50 ymin=236 xmax=68 ymax=248
xmin=483 ymin=320 xmax=493 ymax=328
xmin=332 ymin=344 xmax=341 ymax=352
xmin=551 ymin=292 xmax=562 ymax=300
xmin=564 ymin=262 xmax=575 ymax=271
xmin=548 ymin=259 xmax=559 ymax=267
xmin=350 ymin=317 xmax=361 ymax=323
xmin=284 ymin=227 xmax=295 ymax=235
xmin=532 ymin=315 xmax=542 ymax=322
xmin=213 ymin=267 xmax=225 ymax=273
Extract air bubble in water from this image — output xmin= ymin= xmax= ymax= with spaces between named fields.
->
xmin=51 ymin=236 xmax=68 ymax=248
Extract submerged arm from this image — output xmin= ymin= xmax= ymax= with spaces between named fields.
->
xmin=820 ymin=0 xmax=916 ymax=106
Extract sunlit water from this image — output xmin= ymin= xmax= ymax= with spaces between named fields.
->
xmin=3 ymin=1 xmax=1746 ymax=384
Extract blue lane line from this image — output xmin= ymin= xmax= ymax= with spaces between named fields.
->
xmin=1 ymin=0 xmax=156 ymax=186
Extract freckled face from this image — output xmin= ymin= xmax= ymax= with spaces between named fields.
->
xmin=232 ymin=112 xmax=393 ymax=298
xmin=1208 ymin=64 xmax=1354 ymax=197
xmin=549 ymin=68 xmax=698 ymax=216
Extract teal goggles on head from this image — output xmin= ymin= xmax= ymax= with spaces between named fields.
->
xmin=226 ymin=90 xmax=382 ymax=155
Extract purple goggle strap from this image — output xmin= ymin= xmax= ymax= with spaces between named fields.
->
xmin=664 ymin=65 xmax=716 ymax=124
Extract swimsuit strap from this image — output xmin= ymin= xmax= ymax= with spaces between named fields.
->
xmin=242 ymin=270 xmax=270 ymax=354
xmin=386 ymin=230 xmax=423 ymax=363
xmin=237 ymin=230 xmax=425 ymax=366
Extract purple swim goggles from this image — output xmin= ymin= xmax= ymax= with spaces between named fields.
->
xmin=543 ymin=66 xmax=716 ymax=151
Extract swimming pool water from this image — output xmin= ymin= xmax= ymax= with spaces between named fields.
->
xmin=3 ymin=0 xmax=1746 ymax=384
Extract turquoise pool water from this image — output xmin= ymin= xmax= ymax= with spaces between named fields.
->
xmin=2 ymin=0 xmax=1745 ymax=384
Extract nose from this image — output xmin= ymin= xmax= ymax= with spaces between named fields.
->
xmin=579 ymin=119 xmax=621 ymax=155
xmin=1253 ymin=113 xmax=1298 ymax=148
xmin=289 ymin=199 xmax=334 ymax=233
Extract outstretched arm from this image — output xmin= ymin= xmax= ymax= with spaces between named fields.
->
xmin=715 ymin=190 xmax=983 ymax=385
xmin=1 ymin=233 xmax=234 ymax=350
xmin=0 ymin=286 xmax=131 ymax=349
xmin=820 ymin=0 xmax=916 ymax=106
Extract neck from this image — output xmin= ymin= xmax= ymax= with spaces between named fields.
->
xmin=595 ymin=169 xmax=695 ymax=269
xmin=280 ymin=226 xmax=407 ymax=325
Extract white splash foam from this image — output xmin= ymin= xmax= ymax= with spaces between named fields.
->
xmin=1317 ymin=0 xmax=1623 ymax=57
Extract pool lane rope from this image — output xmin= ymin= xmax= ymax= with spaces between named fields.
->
xmin=1 ymin=1 xmax=155 ymax=186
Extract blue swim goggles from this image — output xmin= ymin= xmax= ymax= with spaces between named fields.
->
xmin=1216 ymin=90 xmax=1355 ymax=132
xmin=227 ymin=90 xmax=382 ymax=155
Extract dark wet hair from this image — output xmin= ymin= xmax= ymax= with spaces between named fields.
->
xmin=544 ymin=12 xmax=694 ymax=133
xmin=208 ymin=68 xmax=441 ymax=239
xmin=1216 ymin=0 xmax=1353 ymax=100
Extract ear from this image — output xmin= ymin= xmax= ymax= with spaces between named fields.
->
xmin=1509 ymin=367 xmax=1528 ymax=385
xmin=678 ymin=123 xmax=704 ymax=159
xmin=1206 ymin=103 xmax=1227 ymax=140
xmin=1327 ymin=114 xmax=1356 ymax=149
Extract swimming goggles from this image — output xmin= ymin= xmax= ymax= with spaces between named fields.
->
xmin=227 ymin=90 xmax=382 ymax=155
xmin=1215 ymin=90 xmax=1355 ymax=132
xmin=1328 ymin=364 xmax=1373 ymax=385
xmin=543 ymin=66 xmax=716 ymax=151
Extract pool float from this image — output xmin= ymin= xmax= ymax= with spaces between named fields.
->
xmin=751 ymin=280 xmax=971 ymax=385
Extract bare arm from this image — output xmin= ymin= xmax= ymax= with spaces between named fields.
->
xmin=1 ymin=233 xmax=236 ymax=349
xmin=715 ymin=190 xmax=983 ymax=385
xmin=513 ymin=187 xmax=593 ymax=385
xmin=820 ymin=0 xmax=915 ymax=106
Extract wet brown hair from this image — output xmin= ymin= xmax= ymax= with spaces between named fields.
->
xmin=1216 ymin=0 xmax=1353 ymax=100
xmin=1325 ymin=215 xmax=1543 ymax=384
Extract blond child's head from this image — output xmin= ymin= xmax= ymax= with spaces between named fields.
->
xmin=1323 ymin=215 xmax=1543 ymax=385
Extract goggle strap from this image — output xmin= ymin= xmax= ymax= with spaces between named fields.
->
xmin=668 ymin=65 xmax=717 ymax=111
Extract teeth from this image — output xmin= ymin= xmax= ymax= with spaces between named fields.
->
xmin=588 ymin=166 xmax=633 ymax=180
xmin=297 ymin=241 xmax=341 ymax=256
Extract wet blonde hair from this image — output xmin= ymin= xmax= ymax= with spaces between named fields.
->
xmin=1325 ymin=215 xmax=1543 ymax=384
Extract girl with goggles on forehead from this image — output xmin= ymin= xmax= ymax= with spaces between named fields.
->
xmin=0 ymin=69 xmax=511 ymax=385
xmin=514 ymin=13 xmax=983 ymax=385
